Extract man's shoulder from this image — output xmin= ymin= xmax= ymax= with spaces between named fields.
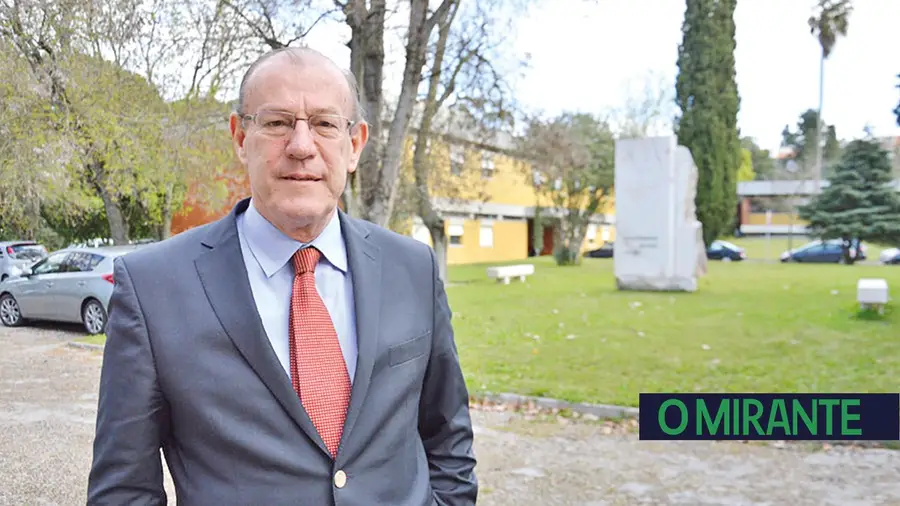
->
xmin=118 ymin=219 xmax=221 ymax=272
xmin=343 ymin=214 xmax=434 ymax=266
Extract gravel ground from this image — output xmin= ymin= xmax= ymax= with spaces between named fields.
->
xmin=1 ymin=325 xmax=899 ymax=506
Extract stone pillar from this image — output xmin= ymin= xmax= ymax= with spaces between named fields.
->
xmin=613 ymin=136 xmax=706 ymax=292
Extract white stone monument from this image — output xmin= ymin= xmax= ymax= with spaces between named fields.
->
xmin=613 ymin=136 xmax=707 ymax=292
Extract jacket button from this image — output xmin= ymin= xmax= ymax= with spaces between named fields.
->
xmin=334 ymin=469 xmax=347 ymax=488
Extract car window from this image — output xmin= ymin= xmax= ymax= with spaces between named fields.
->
xmin=7 ymin=243 xmax=48 ymax=261
xmin=64 ymin=252 xmax=104 ymax=272
xmin=31 ymin=252 xmax=69 ymax=275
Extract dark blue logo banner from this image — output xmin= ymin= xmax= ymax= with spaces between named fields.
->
xmin=639 ymin=393 xmax=900 ymax=441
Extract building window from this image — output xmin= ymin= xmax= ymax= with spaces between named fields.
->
xmin=479 ymin=221 xmax=494 ymax=248
xmin=450 ymin=144 xmax=465 ymax=176
xmin=481 ymin=152 xmax=495 ymax=179
xmin=448 ymin=223 xmax=464 ymax=246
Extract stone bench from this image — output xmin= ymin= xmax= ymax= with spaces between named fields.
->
xmin=857 ymin=278 xmax=889 ymax=314
xmin=486 ymin=264 xmax=535 ymax=284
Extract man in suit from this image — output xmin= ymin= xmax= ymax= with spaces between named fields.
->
xmin=87 ymin=46 xmax=478 ymax=505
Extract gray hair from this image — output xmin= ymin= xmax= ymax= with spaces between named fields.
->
xmin=235 ymin=46 xmax=365 ymax=124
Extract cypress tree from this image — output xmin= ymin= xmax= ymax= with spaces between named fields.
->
xmin=675 ymin=0 xmax=742 ymax=246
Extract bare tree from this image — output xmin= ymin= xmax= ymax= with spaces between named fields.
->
xmin=405 ymin=0 xmax=523 ymax=279
xmin=519 ymin=112 xmax=615 ymax=266
xmin=613 ymin=70 xmax=676 ymax=139
xmin=337 ymin=0 xmax=457 ymax=227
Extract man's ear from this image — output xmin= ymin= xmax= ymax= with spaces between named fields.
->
xmin=229 ymin=113 xmax=248 ymax=164
xmin=347 ymin=122 xmax=369 ymax=174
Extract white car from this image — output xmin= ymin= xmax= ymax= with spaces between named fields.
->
xmin=880 ymin=247 xmax=899 ymax=265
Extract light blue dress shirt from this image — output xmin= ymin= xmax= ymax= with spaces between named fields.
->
xmin=236 ymin=200 xmax=358 ymax=384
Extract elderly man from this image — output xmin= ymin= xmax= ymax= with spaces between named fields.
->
xmin=87 ymin=47 xmax=478 ymax=506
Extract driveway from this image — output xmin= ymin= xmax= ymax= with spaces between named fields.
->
xmin=1 ymin=325 xmax=899 ymax=505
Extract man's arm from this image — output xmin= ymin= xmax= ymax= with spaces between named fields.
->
xmin=87 ymin=256 xmax=169 ymax=505
xmin=418 ymin=247 xmax=478 ymax=506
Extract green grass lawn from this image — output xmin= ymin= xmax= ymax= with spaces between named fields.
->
xmin=448 ymin=256 xmax=900 ymax=407
xmin=74 ymin=255 xmax=898 ymax=409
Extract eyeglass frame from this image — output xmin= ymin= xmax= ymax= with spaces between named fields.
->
xmin=239 ymin=109 xmax=356 ymax=138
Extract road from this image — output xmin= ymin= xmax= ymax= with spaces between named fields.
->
xmin=1 ymin=325 xmax=899 ymax=505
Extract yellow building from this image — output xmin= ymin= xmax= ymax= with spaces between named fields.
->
xmin=399 ymin=129 xmax=615 ymax=265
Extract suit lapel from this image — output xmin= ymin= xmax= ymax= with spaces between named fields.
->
xmin=338 ymin=211 xmax=382 ymax=451
xmin=194 ymin=199 xmax=330 ymax=457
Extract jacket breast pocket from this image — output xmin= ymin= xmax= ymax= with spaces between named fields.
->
xmin=389 ymin=332 xmax=431 ymax=367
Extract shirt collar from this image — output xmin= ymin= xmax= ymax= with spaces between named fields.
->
xmin=241 ymin=199 xmax=348 ymax=278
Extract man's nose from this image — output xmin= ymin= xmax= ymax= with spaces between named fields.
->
xmin=285 ymin=121 xmax=316 ymax=159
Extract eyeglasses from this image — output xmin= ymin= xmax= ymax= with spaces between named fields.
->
xmin=241 ymin=109 xmax=354 ymax=139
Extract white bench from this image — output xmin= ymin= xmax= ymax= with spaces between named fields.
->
xmin=486 ymin=264 xmax=535 ymax=284
xmin=857 ymin=278 xmax=889 ymax=314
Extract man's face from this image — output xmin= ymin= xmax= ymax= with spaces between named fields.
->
xmin=229 ymin=54 xmax=368 ymax=231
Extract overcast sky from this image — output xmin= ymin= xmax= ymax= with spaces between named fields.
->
xmin=300 ymin=0 xmax=899 ymax=154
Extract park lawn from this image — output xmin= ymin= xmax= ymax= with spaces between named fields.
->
xmin=447 ymin=256 xmax=900 ymax=407
xmin=74 ymin=256 xmax=899 ymax=409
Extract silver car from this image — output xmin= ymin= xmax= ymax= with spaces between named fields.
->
xmin=0 ymin=241 xmax=49 ymax=281
xmin=0 ymin=245 xmax=141 ymax=334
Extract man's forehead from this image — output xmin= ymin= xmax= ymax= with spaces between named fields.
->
xmin=243 ymin=52 xmax=351 ymax=110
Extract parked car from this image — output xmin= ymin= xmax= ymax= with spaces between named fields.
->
xmin=0 ymin=245 xmax=141 ymax=334
xmin=584 ymin=241 xmax=614 ymax=258
xmin=780 ymin=239 xmax=866 ymax=264
xmin=880 ymin=247 xmax=900 ymax=265
xmin=0 ymin=241 xmax=49 ymax=282
xmin=706 ymin=240 xmax=746 ymax=261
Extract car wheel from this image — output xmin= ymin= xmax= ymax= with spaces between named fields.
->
xmin=0 ymin=293 xmax=23 ymax=327
xmin=82 ymin=298 xmax=108 ymax=335
xmin=722 ymin=256 xmax=732 ymax=262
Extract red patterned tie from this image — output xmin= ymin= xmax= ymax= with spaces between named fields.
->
xmin=289 ymin=246 xmax=351 ymax=458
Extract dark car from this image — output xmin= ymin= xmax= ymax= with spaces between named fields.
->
xmin=706 ymin=240 xmax=746 ymax=261
xmin=780 ymin=239 xmax=866 ymax=264
xmin=584 ymin=241 xmax=614 ymax=258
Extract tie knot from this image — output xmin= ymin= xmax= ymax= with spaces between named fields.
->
xmin=292 ymin=246 xmax=321 ymax=275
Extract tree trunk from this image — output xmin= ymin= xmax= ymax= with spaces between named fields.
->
xmin=367 ymin=0 xmax=433 ymax=228
xmin=428 ymin=224 xmax=448 ymax=282
xmin=814 ymin=49 xmax=825 ymax=193
xmin=99 ymin=189 xmax=129 ymax=245
xmin=344 ymin=0 xmax=385 ymax=223
xmin=555 ymin=210 xmax=589 ymax=266
xmin=88 ymin=160 xmax=129 ymax=245
xmin=159 ymin=210 xmax=172 ymax=241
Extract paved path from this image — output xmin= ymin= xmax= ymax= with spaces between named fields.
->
xmin=1 ymin=325 xmax=899 ymax=505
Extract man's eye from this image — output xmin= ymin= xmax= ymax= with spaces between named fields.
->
xmin=263 ymin=119 xmax=291 ymax=128
xmin=314 ymin=119 xmax=338 ymax=129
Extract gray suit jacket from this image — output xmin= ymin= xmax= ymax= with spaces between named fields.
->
xmin=87 ymin=198 xmax=478 ymax=505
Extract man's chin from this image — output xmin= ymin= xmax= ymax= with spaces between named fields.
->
xmin=278 ymin=200 xmax=335 ymax=222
